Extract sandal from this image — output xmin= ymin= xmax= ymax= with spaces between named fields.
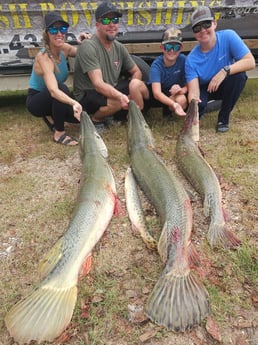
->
xmin=53 ymin=133 xmax=78 ymax=146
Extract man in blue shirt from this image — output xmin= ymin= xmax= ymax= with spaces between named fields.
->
xmin=185 ymin=6 xmax=255 ymax=132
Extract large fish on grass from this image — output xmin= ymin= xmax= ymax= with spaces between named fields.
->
xmin=127 ymin=101 xmax=210 ymax=332
xmin=125 ymin=166 xmax=157 ymax=250
xmin=5 ymin=111 xmax=122 ymax=344
xmin=176 ymin=99 xmax=240 ymax=249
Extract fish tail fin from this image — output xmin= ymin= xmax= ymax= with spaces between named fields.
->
xmin=145 ymin=270 xmax=210 ymax=332
xmin=5 ymin=284 xmax=77 ymax=344
xmin=208 ymin=222 xmax=241 ymax=249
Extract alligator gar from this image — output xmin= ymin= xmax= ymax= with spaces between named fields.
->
xmin=125 ymin=166 xmax=157 ymax=250
xmin=5 ymin=111 xmax=122 ymax=344
xmin=127 ymin=100 xmax=210 ymax=332
xmin=176 ymin=99 xmax=241 ymax=249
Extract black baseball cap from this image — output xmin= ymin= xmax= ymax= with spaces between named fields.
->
xmin=44 ymin=12 xmax=69 ymax=29
xmin=95 ymin=2 xmax=122 ymax=20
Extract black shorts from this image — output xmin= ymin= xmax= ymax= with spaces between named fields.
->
xmin=80 ymin=79 xmax=130 ymax=115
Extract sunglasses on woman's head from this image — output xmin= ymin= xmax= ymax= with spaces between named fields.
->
xmin=99 ymin=17 xmax=119 ymax=25
xmin=48 ymin=26 xmax=68 ymax=35
xmin=163 ymin=43 xmax=181 ymax=52
xmin=192 ymin=21 xmax=212 ymax=34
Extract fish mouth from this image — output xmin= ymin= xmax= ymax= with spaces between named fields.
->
xmin=127 ymin=101 xmax=155 ymax=153
xmin=182 ymin=99 xmax=199 ymax=134
xmin=186 ymin=99 xmax=198 ymax=121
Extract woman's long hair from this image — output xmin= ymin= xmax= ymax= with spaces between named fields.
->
xmin=42 ymin=30 xmax=60 ymax=74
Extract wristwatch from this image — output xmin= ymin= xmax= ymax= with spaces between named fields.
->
xmin=223 ymin=65 xmax=231 ymax=76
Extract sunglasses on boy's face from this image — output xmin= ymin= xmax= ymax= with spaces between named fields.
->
xmin=48 ymin=25 xmax=68 ymax=35
xmin=99 ymin=17 xmax=119 ymax=25
xmin=192 ymin=20 xmax=212 ymax=34
xmin=163 ymin=43 xmax=181 ymax=52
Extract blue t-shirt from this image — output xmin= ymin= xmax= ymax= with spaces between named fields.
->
xmin=185 ymin=30 xmax=250 ymax=85
xmin=149 ymin=53 xmax=186 ymax=90
xmin=29 ymin=50 xmax=68 ymax=91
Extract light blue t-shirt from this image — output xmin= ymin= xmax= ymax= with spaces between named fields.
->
xmin=149 ymin=53 xmax=186 ymax=89
xmin=29 ymin=50 xmax=68 ymax=91
xmin=185 ymin=30 xmax=250 ymax=85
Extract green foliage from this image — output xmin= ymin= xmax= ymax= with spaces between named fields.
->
xmin=231 ymin=243 xmax=258 ymax=285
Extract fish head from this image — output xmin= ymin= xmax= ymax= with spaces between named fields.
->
xmin=181 ymin=99 xmax=200 ymax=142
xmin=80 ymin=111 xmax=108 ymax=159
xmin=127 ymin=101 xmax=155 ymax=154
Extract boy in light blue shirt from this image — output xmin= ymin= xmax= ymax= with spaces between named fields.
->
xmin=130 ymin=26 xmax=188 ymax=118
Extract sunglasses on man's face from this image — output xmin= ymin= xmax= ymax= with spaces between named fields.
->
xmin=163 ymin=43 xmax=181 ymax=52
xmin=48 ymin=26 xmax=68 ymax=35
xmin=99 ymin=17 xmax=119 ymax=25
xmin=192 ymin=21 xmax=212 ymax=34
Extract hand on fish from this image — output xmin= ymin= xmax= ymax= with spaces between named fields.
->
xmin=73 ymin=102 xmax=82 ymax=121
xmin=120 ymin=94 xmax=130 ymax=109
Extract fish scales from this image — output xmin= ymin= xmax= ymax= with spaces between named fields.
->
xmin=5 ymin=111 xmax=120 ymax=344
xmin=131 ymin=148 xmax=190 ymax=232
xmin=176 ymin=99 xmax=240 ymax=249
xmin=127 ymin=101 xmax=210 ymax=332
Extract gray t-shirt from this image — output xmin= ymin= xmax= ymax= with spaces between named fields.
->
xmin=73 ymin=35 xmax=135 ymax=101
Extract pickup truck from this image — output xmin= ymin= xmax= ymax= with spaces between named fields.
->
xmin=0 ymin=0 xmax=258 ymax=91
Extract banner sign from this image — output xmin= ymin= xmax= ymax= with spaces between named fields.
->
xmin=0 ymin=1 xmax=258 ymax=63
